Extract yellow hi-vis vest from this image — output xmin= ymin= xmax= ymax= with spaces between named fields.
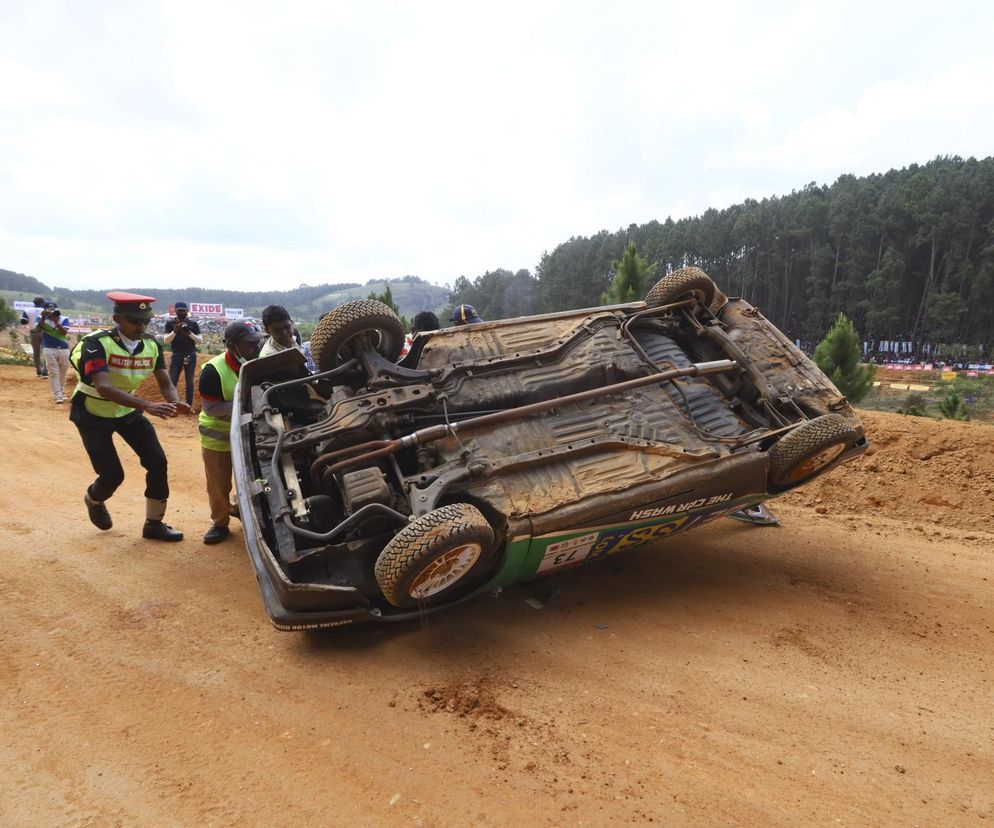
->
xmin=198 ymin=352 xmax=239 ymax=452
xmin=70 ymin=331 xmax=162 ymax=419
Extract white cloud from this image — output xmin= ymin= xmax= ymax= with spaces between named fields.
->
xmin=1 ymin=0 xmax=993 ymax=290
xmin=748 ymin=57 xmax=994 ymax=186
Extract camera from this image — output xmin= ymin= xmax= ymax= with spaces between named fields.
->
xmin=173 ymin=318 xmax=189 ymax=332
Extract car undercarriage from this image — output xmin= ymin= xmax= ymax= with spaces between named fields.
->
xmin=232 ymin=268 xmax=867 ymax=629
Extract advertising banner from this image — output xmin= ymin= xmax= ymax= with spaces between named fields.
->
xmin=189 ymin=302 xmax=225 ymax=317
xmin=225 ymin=308 xmax=244 ymax=319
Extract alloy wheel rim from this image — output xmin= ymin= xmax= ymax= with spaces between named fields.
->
xmin=410 ymin=542 xmax=483 ymax=599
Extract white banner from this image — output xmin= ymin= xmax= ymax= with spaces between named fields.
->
xmin=189 ymin=302 xmax=225 ymax=317
xmin=225 ymin=308 xmax=244 ymax=319
xmin=14 ymin=300 xmax=38 ymax=313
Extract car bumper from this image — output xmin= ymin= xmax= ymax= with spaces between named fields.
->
xmin=231 ymin=391 xmax=495 ymax=629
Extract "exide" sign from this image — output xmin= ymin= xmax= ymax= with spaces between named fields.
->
xmin=189 ymin=302 xmax=225 ymax=317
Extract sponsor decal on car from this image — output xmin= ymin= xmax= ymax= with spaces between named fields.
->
xmin=275 ymin=618 xmax=355 ymax=631
xmin=532 ymin=496 xmax=746 ymax=575
xmin=537 ymin=531 xmax=599 ymax=573
xmin=628 ymin=491 xmax=733 ymax=521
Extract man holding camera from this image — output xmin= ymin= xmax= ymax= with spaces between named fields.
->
xmin=163 ymin=301 xmax=202 ymax=407
xmin=37 ymin=301 xmax=72 ymax=403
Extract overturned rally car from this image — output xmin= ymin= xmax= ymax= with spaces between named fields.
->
xmin=231 ymin=268 xmax=867 ymax=630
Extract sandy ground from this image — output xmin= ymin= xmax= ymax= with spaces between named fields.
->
xmin=1 ymin=363 xmax=992 ymax=827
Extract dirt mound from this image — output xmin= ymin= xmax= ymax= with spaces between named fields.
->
xmin=781 ymin=409 xmax=994 ymax=533
xmin=422 ymin=676 xmax=521 ymax=723
xmin=132 ymin=353 xmax=211 ymax=411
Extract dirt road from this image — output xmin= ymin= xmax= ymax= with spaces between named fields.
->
xmin=2 ymin=364 xmax=992 ymax=826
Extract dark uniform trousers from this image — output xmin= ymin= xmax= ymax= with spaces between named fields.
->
xmin=70 ymin=396 xmax=169 ymax=502
xmin=168 ymin=352 xmax=197 ymax=406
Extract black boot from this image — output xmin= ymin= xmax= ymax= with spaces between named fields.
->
xmin=142 ymin=520 xmax=184 ymax=542
xmin=84 ymin=492 xmax=113 ymax=530
xmin=203 ymin=524 xmax=231 ymax=545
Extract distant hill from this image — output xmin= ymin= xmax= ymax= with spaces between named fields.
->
xmin=0 ymin=268 xmax=49 ymax=297
xmin=0 ymin=270 xmax=450 ymax=320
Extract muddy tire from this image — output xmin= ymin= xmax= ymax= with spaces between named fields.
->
xmin=645 ymin=266 xmax=716 ymax=309
xmin=311 ymin=300 xmax=405 ymax=373
xmin=375 ymin=503 xmax=495 ymax=608
xmin=768 ymin=414 xmax=861 ymax=491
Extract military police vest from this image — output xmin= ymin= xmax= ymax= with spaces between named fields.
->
xmin=70 ymin=330 xmax=162 ymax=418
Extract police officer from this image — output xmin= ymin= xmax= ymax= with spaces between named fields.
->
xmin=70 ymin=292 xmax=191 ymax=541
xmin=198 ymin=320 xmax=265 ymax=544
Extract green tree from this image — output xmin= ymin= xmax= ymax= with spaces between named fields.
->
xmin=0 ymin=297 xmax=18 ymax=329
xmin=926 ymin=291 xmax=966 ymax=342
xmin=897 ymin=394 xmax=929 ymax=417
xmin=937 ymin=391 xmax=969 ymax=421
xmin=601 ymin=241 xmax=657 ymax=305
xmin=446 ymin=268 xmax=537 ymax=321
xmin=367 ymin=282 xmax=410 ymax=331
xmin=813 ymin=312 xmax=876 ymax=402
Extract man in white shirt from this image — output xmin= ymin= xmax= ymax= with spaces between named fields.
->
xmin=259 ymin=305 xmax=300 ymax=358
xmin=20 ymin=296 xmax=48 ymax=377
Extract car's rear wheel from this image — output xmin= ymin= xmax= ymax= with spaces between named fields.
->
xmin=768 ymin=414 xmax=860 ymax=491
xmin=375 ymin=503 xmax=496 ymax=608
xmin=645 ymin=266 xmax=716 ymax=309
xmin=311 ymin=299 xmax=405 ymax=373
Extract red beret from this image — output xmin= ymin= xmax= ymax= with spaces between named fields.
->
xmin=107 ymin=291 xmax=157 ymax=320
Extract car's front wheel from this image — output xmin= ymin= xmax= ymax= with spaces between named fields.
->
xmin=768 ymin=414 xmax=861 ymax=491
xmin=310 ymin=299 xmax=405 ymax=373
xmin=374 ymin=503 xmax=496 ymax=608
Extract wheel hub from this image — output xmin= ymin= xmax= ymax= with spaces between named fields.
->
xmin=409 ymin=542 xmax=483 ymax=599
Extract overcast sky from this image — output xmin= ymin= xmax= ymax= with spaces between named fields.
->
xmin=2 ymin=0 xmax=993 ymax=293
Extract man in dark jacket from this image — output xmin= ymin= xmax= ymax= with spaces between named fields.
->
xmin=163 ymin=301 xmax=202 ymax=407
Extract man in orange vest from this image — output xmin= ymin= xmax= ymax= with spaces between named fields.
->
xmin=70 ymin=292 xmax=191 ymax=541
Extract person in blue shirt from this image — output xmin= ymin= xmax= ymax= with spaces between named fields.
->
xmin=37 ymin=302 xmax=72 ymax=403
xmin=300 ymin=339 xmax=317 ymax=374
xmin=300 ymin=311 xmax=330 ymax=374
